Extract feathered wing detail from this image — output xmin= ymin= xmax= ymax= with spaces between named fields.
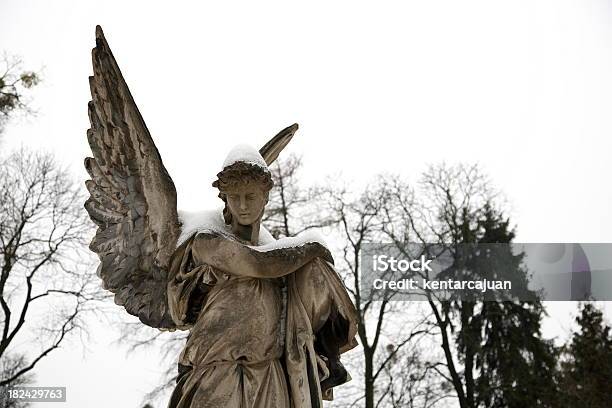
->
xmin=85 ymin=25 xmax=180 ymax=329
xmin=260 ymin=123 xmax=299 ymax=165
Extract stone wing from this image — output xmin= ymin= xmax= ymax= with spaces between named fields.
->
xmin=260 ymin=123 xmax=299 ymax=165
xmin=84 ymin=26 xmax=180 ymax=329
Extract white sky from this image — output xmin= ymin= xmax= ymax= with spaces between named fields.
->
xmin=1 ymin=1 xmax=612 ymax=407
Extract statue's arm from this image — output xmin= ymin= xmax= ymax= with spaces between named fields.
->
xmin=191 ymin=233 xmax=333 ymax=279
xmin=167 ymin=236 xmax=220 ymax=327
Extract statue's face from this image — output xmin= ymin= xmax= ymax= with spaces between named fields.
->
xmin=225 ymin=182 xmax=268 ymax=226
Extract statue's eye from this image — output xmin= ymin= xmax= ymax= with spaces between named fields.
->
xmin=229 ymin=194 xmax=239 ymax=200
xmin=246 ymin=194 xmax=255 ymax=201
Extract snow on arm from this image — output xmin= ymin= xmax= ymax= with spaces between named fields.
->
xmin=249 ymin=230 xmax=329 ymax=252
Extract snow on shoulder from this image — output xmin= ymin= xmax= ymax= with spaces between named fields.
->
xmin=177 ymin=209 xmax=276 ymax=247
xmin=177 ymin=209 xmax=228 ymax=247
xmin=222 ymin=144 xmax=269 ymax=171
xmin=177 ymin=209 xmax=329 ymax=252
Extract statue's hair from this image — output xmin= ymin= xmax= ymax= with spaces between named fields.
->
xmin=212 ymin=161 xmax=274 ymax=224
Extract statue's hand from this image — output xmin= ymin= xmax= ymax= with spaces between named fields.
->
xmin=316 ymin=354 xmax=330 ymax=381
xmin=306 ymin=242 xmax=334 ymax=265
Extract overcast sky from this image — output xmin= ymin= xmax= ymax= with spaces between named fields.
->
xmin=1 ymin=1 xmax=612 ymax=407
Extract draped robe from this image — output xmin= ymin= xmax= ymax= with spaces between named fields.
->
xmin=166 ymin=231 xmax=358 ymax=408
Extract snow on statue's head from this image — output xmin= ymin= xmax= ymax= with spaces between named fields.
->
xmin=212 ymin=145 xmax=274 ymax=226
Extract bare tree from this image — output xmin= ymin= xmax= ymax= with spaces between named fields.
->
xmin=378 ymin=343 xmax=454 ymax=408
xmin=0 ymin=354 xmax=33 ymax=408
xmin=318 ymin=176 xmax=436 ymax=408
xmin=263 ymin=154 xmax=335 ymax=238
xmin=378 ymin=164 xmax=497 ymax=408
xmin=0 ymin=149 xmax=102 ymax=388
xmin=382 ymin=163 xmax=558 ymax=408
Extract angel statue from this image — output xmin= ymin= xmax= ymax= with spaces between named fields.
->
xmin=84 ymin=26 xmax=359 ymax=408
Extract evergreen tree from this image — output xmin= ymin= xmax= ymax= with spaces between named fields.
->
xmin=560 ymin=303 xmax=612 ymax=408
xmin=445 ymin=204 xmax=559 ymax=407
xmin=413 ymin=165 xmax=561 ymax=408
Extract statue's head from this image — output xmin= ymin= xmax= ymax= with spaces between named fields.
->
xmin=212 ymin=145 xmax=274 ymax=226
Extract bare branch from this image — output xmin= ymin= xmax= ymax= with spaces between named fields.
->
xmin=0 ymin=149 xmax=101 ymax=387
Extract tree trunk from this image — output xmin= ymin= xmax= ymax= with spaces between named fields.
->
xmin=364 ymin=347 xmax=374 ymax=408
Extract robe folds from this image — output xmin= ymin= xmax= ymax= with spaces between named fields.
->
xmin=166 ymin=232 xmax=358 ymax=408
